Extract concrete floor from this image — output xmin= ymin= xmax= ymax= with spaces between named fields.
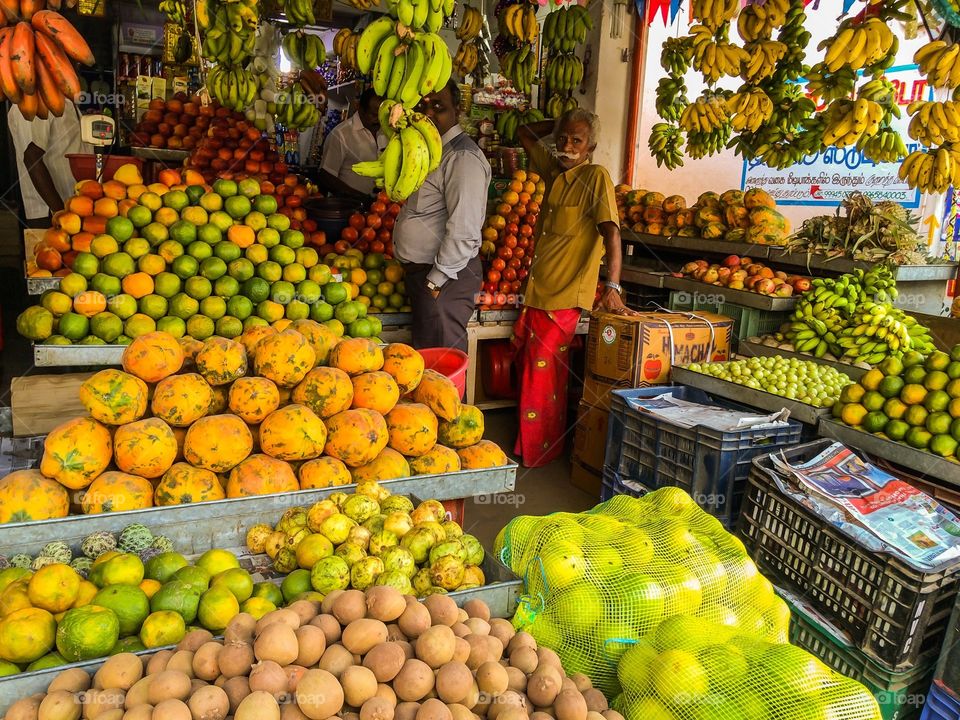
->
xmin=462 ymin=408 xmax=599 ymax=548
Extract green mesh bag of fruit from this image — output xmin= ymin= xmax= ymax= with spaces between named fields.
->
xmin=494 ymin=489 xmax=878 ymax=720
xmin=613 ymin=615 xmax=881 ymax=720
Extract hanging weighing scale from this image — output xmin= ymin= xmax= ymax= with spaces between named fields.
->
xmin=79 ymin=113 xmax=116 ymax=182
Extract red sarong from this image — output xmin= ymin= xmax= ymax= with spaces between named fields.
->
xmin=512 ymin=306 xmax=582 ymax=468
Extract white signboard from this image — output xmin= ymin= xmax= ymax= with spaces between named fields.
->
xmin=741 ymin=65 xmax=932 ymax=210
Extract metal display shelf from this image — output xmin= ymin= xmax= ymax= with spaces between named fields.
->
xmin=130 ymin=147 xmax=191 ymax=162
xmin=663 ymin=275 xmax=798 ymax=311
xmin=671 ymin=365 xmax=833 ymax=426
xmin=818 ymin=418 xmax=960 ymax=489
xmin=0 ymin=465 xmax=517 ymax=557
xmin=620 ymin=265 xmax=672 ymax=288
xmin=621 ymin=230 xmax=773 ymax=260
xmin=0 ymin=550 xmax=521 ymax=714
xmin=737 ymin=339 xmax=867 ymax=381
xmin=474 ymin=309 xmax=520 ymax=324
xmin=25 ymin=273 xmax=61 ymax=295
xmin=370 ymin=312 xmax=412 ymax=326
xmin=34 ymin=344 xmax=124 ymax=367
xmin=765 ymin=248 xmax=958 ymax=280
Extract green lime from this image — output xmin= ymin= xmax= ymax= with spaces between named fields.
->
xmin=150 ymin=580 xmax=201 ymax=624
xmin=157 ymin=316 xmax=186 ymax=338
xmin=861 ymin=391 xmax=885 ymax=412
xmin=884 ymin=419 xmax=910 ymax=441
xmin=187 ymin=241 xmax=213 ymax=261
xmin=154 ymin=272 xmax=182 ymax=298
xmin=184 ymin=276 xmax=213 ymax=300
xmin=211 ymin=567 xmax=254 ymax=603
xmin=257 ymin=227 xmax=280 ymax=248
xmin=951 ymin=417 xmax=960 ymax=442
xmin=252 ymin=195 xmax=278 ymax=214
xmin=323 ymin=282 xmax=349 ymax=305
xmin=903 ymin=366 xmax=927 ymax=385
xmin=169 ymin=293 xmax=200 ymax=319
xmin=906 ymin=427 xmax=932 ymax=449
xmin=214 ymin=275 xmax=240 ymax=298
xmin=227 ymin=295 xmax=253 ymax=320
xmin=228 ymin=258 xmax=255 ymax=282
xmin=90 ymin=312 xmax=123 ymax=342
xmin=107 ymin=294 xmax=138 ymax=320
xmin=242 ymin=277 xmax=271 ymax=303
xmin=201 ymin=257 xmax=228 ymax=280
xmin=947 ymin=362 xmax=960 ymax=380
xmin=186 ymin=185 xmax=206 ymax=205
xmin=170 ymin=220 xmax=197 ymax=245
xmin=927 ymin=411 xmax=953 ymax=436
xmin=127 ymin=205 xmax=153 ymax=229
xmin=282 ymin=263 xmax=306 ymax=284
xmin=186 ymin=315 xmax=215 ymax=340
xmin=215 ymin=316 xmax=243 ymax=338
xmin=925 ymin=390 xmax=951 ymax=413
xmin=267 ymin=213 xmax=290 ymax=232
xmin=198 ymin=224 xmax=223 ymax=245
xmin=251 ymin=581 xmax=284 ymax=606
xmin=877 ymin=376 xmax=904 ymax=399
xmin=926 ymin=371 xmax=950 ymax=391
xmin=281 ymin=229 xmax=305 ymax=249
xmin=862 ymin=411 xmax=888 ymax=434
xmin=102 ymin=252 xmax=136 ymax=279
xmin=106 ymin=216 xmax=135 ymax=243
xmin=257 ymin=261 xmax=282 ymax=283
xmin=209 ymin=211 xmax=234 ymax=232
xmin=199 ymin=296 xmax=227 ymax=320
xmin=281 ymin=569 xmax=312 ymax=603
xmin=215 ymin=241 xmax=243 ymax=263
xmin=244 ymin=211 xmax=267 ymax=231
xmin=309 ymin=264 xmax=332 ymax=285
xmin=271 ymin=281 xmax=295 ymax=305
xmin=124 ymin=313 xmax=156 ymax=338
xmin=171 ymin=255 xmax=200 ymax=280
xmin=92 ymin=584 xmax=150 ymax=636
xmin=58 ymin=312 xmax=90 ymax=341
xmin=335 ymin=302 xmax=359 ymax=325
xmin=123 ymin=238 xmax=150 ymax=260
xmin=310 ymin=301 xmax=334 ymax=322
xmin=372 ymin=295 xmax=388 ymax=310
xmin=904 ymin=404 xmax=929 ymax=427
xmin=213 ymin=179 xmax=238 ymax=198
xmin=224 ymin=196 xmax=252 ymax=219
xmin=269 ymin=245 xmax=296 ymax=266
xmin=163 ymin=190 xmax=189 ymax=212
xmin=91 ymin=273 xmax=122 ymax=298
xmin=926 ymin=351 xmax=951 ymax=372
xmin=78 ymin=336 xmax=105 ymax=345
xmin=143 ymin=223 xmax=169 ymax=246
xmin=931 ymin=434 xmax=959 ymax=457
xmin=138 ymin=294 xmax=168 ymax=321
xmin=285 ymin=300 xmax=310 ymax=321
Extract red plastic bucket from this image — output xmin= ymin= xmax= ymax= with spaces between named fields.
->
xmin=419 ymin=347 xmax=469 ymax=400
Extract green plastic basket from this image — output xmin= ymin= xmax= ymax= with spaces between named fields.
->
xmin=667 ymin=291 xmax=788 ymax=348
xmin=786 ymin=593 xmax=936 ymax=720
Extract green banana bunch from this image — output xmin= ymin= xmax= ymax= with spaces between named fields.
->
xmin=282 ymin=32 xmax=327 ymax=71
xmin=201 ymin=0 xmax=258 ymax=67
xmin=545 ymin=94 xmax=578 ymax=118
xmin=159 ymin=0 xmax=187 ymax=24
xmin=543 ymin=4 xmax=592 ymax=53
xmin=648 ymin=123 xmax=685 ymax=170
xmin=661 ymin=36 xmax=693 ymax=75
xmin=502 ymin=45 xmax=537 ymax=95
xmin=354 ymin=104 xmax=444 ymax=201
xmin=285 ymin=0 xmax=316 ymax=26
xmin=544 ymin=54 xmax=583 ymax=94
xmin=495 ymin=107 xmax=544 ymax=144
xmin=358 ymin=16 xmax=451 ymax=108
xmin=276 ymin=85 xmax=321 ymax=130
xmin=387 ymin=0 xmax=452 ymax=34
xmin=206 ymin=65 xmax=260 ymax=112
xmin=655 ymin=76 xmax=687 ymax=123
xmin=858 ymin=124 xmax=907 ymax=164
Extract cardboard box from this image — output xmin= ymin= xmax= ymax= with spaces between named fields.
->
xmin=573 ymin=401 xmax=610 ymax=473
xmin=570 ymin=456 xmax=602 ymax=498
xmin=587 ymin=311 xmax=733 ymax=386
xmin=11 ymin=373 xmax=94 ymax=436
xmin=581 ymin=374 xmax=629 ymax=409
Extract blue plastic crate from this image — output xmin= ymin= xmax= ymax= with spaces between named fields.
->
xmin=921 ymin=683 xmax=960 ymax=720
xmin=600 ymin=467 xmax=648 ymax=502
xmin=605 ymin=385 xmax=803 ymax=527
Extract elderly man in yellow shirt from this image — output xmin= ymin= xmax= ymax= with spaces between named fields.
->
xmin=513 ymin=109 xmax=634 ymax=468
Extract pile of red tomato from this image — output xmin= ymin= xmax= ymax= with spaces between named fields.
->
xmin=476 ymin=170 xmax=544 ymax=309
xmin=316 ymin=192 xmax=402 ymax=257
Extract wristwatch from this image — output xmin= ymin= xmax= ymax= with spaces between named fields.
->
xmin=427 ymin=280 xmax=441 ymax=293
xmin=604 ymin=281 xmax=623 ymax=294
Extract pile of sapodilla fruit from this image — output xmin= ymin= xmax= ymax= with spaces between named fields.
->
xmin=4 ymin=585 xmax=624 ymax=720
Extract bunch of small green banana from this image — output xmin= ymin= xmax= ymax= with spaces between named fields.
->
xmin=495 ymin=107 xmax=543 ymax=144
xmin=819 ymin=17 xmax=895 ymax=73
xmin=282 ymin=32 xmax=327 ymax=70
xmin=686 ymin=123 xmax=731 ymax=159
xmin=858 ymin=126 xmax=907 ymax=164
xmin=499 ymin=3 xmax=539 ymax=44
xmin=159 ymin=0 xmax=187 ymax=24
xmin=740 ymin=40 xmax=786 ymax=83
xmin=502 ymin=45 xmax=536 ymax=94
xmin=914 ymin=40 xmax=960 ymax=89
xmin=545 ymin=94 xmax=578 ymax=118
xmin=774 ymin=0 xmax=811 ymax=75
xmin=648 ymin=122 xmax=684 ymax=170
xmin=899 ymin=147 xmax=960 ymax=194
xmin=278 ymin=0 xmax=316 ymax=26
xmin=907 ymin=100 xmax=960 ymax=146
xmin=655 ymin=77 xmax=687 ymax=123
xmin=690 ymin=25 xmax=748 ymax=83
xmin=858 ymin=76 xmax=899 ymax=111
xmin=543 ymin=4 xmax=592 ymax=53
xmin=544 ymin=54 xmax=582 ymax=93
xmin=805 ymin=63 xmax=858 ymax=102
xmin=690 ymin=0 xmax=739 ymax=32
xmin=387 ymin=0 xmax=453 ymax=34
xmin=333 ymin=28 xmax=359 ymax=70
xmin=206 ymin=65 xmax=259 ymax=111
xmin=358 ymin=17 xmax=451 ymax=107
xmin=201 ymin=1 xmax=258 ymax=66
xmin=660 ymin=36 xmax=692 ymax=75
xmin=729 ymin=126 xmax=807 ymax=169
xmin=453 ymin=42 xmax=479 ymax=77
xmin=726 ymin=87 xmax=773 ymax=133
xmin=275 ymin=85 xmax=321 ymax=130
xmin=353 ymin=100 xmax=442 ymax=201
xmin=785 ymin=307 xmax=846 ymax=358
xmin=455 ymin=5 xmax=483 ymax=41
xmin=820 ymin=97 xmax=883 ymax=148
xmin=679 ymin=94 xmax=729 ymax=134
xmin=735 ymin=0 xmax=789 ymax=41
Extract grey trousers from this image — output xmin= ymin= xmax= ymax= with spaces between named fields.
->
xmin=403 ymin=257 xmax=482 ymax=353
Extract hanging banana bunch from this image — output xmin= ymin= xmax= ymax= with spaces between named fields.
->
xmin=498 ymin=2 xmax=538 ymax=44
xmin=544 ymin=54 xmax=582 ymax=94
xmin=690 ymin=0 xmax=739 ymax=32
xmin=278 ymin=0 xmax=316 ymax=26
xmin=541 ymin=4 xmax=592 ymax=116
xmin=159 ymin=0 xmax=187 ymax=24
xmin=275 ymin=84 xmax=321 ymax=130
xmin=453 ymin=5 xmax=483 ymax=78
xmin=655 ymin=77 xmax=687 ymax=123
xmin=501 ymin=45 xmax=536 ymax=95
xmin=282 ymin=31 xmax=327 ymax=70
xmin=456 ymin=5 xmax=482 ymax=42
xmin=495 ymin=107 xmax=544 ymax=144
xmin=545 ymin=94 xmax=578 ymax=119
xmin=542 ymin=4 xmax=590 ymax=52
xmin=453 ymin=42 xmax=479 ymax=77
xmin=333 ymin=28 xmax=360 ymax=71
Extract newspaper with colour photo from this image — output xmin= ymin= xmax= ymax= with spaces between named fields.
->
xmin=770 ymin=442 xmax=960 ymax=568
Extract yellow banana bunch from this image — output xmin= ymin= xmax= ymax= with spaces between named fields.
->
xmin=690 ymin=25 xmax=747 ymax=83
xmin=821 ymin=17 xmax=894 ymax=73
xmin=499 ymin=3 xmax=539 ymax=44
xmin=805 ymin=63 xmax=857 ymax=102
xmin=914 ymin=40 xmax=960 ymax=89
xmin=726 ymin=87 xmax=773 ymax=133
xmin=679 ymin=95 xmax=729 ymax=134
xmin=820 ymin=97 xmax=883 ymax=148
xmin=353 ymin=103 xmax=444 ymax=201
xmin=741 ymin=39 xmax=786 ymax=82
xmin=201 ymin=0 xmax=259 ymax=67
xmin=907 ymin=100 xmax=960 ymax=146
xmin=899 ymin=147 xmax=960 ymax=194
xmin=690 ymin=0 xmax=738 ymax=32
xmin=206 ymin=65 xmax=259 ymax=112
xmin=453 ymin=41 xmax=479 ymax=77
xmin=342 ymin=0 xmax=379 ymax=9
xmin=335 ymin=31 xmax=360 ymax=70
xmin=456 ymin=5 xmax=483 ymax=41
xmin=735 ymin=0 xmax=789 ymax=41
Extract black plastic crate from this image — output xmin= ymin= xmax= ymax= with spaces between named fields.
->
xmin=739 ymin=439 xmax=960 ymax=672
xmin=934 ymin=589 xmax=960 ymax=701
xmin=605 ymin=385 xmax=803 ymax=527
xmin=788 ymin=594 xmax=935 ymax=720
xmin=600 ymin=466 xmax=648 ymax=502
